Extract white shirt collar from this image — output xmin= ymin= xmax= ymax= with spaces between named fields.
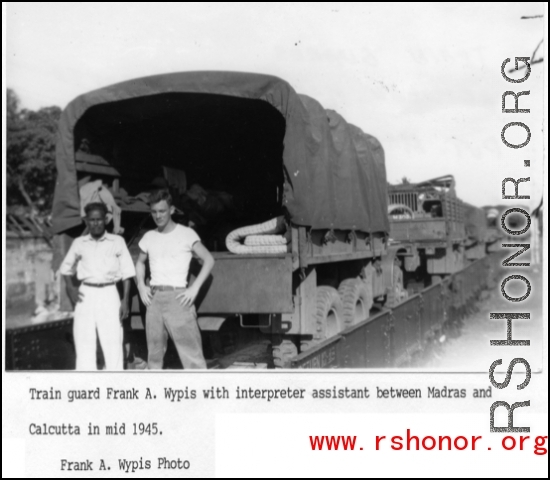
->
xmin=83 ymin=232 xmax=114 ymax=242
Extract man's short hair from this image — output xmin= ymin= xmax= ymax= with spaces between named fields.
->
xmin=149 ymin=189 xmax=173 ymax=207
xmin=84 ymin=202 xmax=108 ymax=217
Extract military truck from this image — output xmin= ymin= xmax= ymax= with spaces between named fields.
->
xmin=51 ymin=71 xmax=403 ymax=367
xmin=387 ymin=175 xmax=467 ymax=294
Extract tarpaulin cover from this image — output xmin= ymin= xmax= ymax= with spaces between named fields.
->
xmin=52 ymin=71 xmax=389 ymax=235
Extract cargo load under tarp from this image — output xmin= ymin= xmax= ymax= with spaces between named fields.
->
xmin=52 ymin=71 xmax=389 ymax=235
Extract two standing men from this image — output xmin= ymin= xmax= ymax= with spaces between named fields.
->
xmin=60 ymin=189 xmax=214 ymax=371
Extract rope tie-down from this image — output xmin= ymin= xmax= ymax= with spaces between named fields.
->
xmin=226 ymin=216 xmax=289 ymax=254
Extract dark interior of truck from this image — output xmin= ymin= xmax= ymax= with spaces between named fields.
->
xmin=73 ymin=93 xmax=287 ymax=251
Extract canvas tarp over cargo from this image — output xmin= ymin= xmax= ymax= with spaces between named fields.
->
xmin=52 ymin=71 xmax=389 ymax=236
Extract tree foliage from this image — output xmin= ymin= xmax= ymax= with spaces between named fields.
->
xmin=7 ymin=88 xmax=61 ymax=212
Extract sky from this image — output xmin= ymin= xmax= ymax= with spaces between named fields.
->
xmin=5 ymin=2 xmax=546 ymax=209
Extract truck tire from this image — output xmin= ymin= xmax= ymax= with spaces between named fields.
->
xmin=300 ymin=340 xmax=315 ymax=353
xmin=272 ymin=338 xmax=298 ymax=369
xmin=338 ymin=278 xmax=373 ymax=327
xmin=314 ymin=286 xmax=344 ymax=342
xmin=385 ymin=264 xmax=408 ymax=308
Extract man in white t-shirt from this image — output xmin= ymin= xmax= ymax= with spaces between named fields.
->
xmin=136 ymin=189 xmax=215 ymax=369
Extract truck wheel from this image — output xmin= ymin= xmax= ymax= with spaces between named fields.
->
xmin=300 ymin=340 xmax=314 ymax=353
xmin=386 ymin=263 xmax=408 ymax=308
xmin=315 ymin=286 xmax=344 ymax=340
xmin=406 ymin=280 xmax=424 ymax=296
xmin=338 ymin=278 xmax=373 ymax=327
xmin=272 ymin=338 xmax=298 ymax=368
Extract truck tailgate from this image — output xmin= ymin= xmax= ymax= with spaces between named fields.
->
xmin=194 ymin=253 xmax=294 ymax=314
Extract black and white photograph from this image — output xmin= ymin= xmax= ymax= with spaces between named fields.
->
xmin=5 ymin=2 xmax=545 ymax=372
xmin=3 ymin=3 xmax=547 ymax=478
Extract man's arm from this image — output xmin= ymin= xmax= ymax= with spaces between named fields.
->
xmin=119 ymin=278 xmax=132 ymax=321
xmin=135 ymin=251 xmax=153 ymax=307
xmin=118 ymin=239 xmax=136 ymax=319
xmin=59 ymin=240 xmax=79 ymax=276
xmin=59 ymin=240 xmax=81 ymax=305
xmin=177 ymin=242 xmax=215 ymax=307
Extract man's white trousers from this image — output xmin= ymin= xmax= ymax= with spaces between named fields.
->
xmin=73 ymin=284 xmax=123 ymax=371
